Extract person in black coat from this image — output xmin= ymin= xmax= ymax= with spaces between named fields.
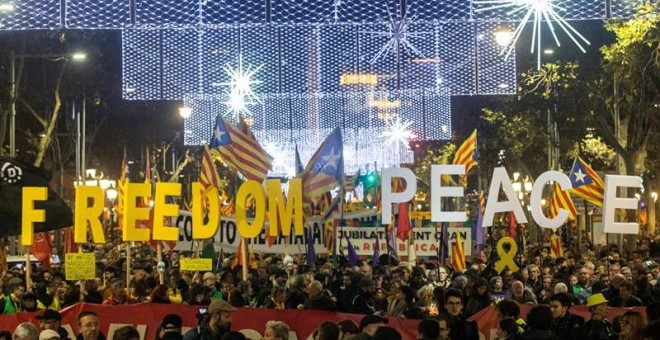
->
xmin=301 ymin=280 xmax=337 ymax=312
xmin=548 ymin=293 xmax=584 ymax=340
xmin=443 ymin=289 xmax=478 ymax=340
xmin=520 ymin=305 xmax=561 ymax=340
xmin=351 ymin=277 xmax=377 ymax=315
xmin=579 ymin=293 xmax=613 ymax=340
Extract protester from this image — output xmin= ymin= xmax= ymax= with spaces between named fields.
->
xmin=548 ymin=293 xmax=584 ymax=340
xmin=39 ymin=330 xmax=61 ymax=340
xmin=263 ymin=321 xmax=290 ymax=340
xmin=159 ymin=314 xmax=183 ymax=340
xmin=579 ymin=293 xmax=612 ymax=340
xmin=77 ymin=311 xmax=105 ymax=340
xmin=358 ymin=315 xmax=387 ymax=337
xmin=37 ymin=310 xmax=70 ymax=340
xmin=13 ymin=323 xmax=39 ymax=340
xmin=618 ymin=311 xmax=645 ymax=340
xmin=111 ymin=326 xmax=139 ymax=340
xmin=183 ymin=300 xmax=236 ymax=340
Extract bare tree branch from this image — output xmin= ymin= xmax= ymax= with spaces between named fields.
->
xmin=19 ymin=98 xmax=47 ymax=127
xmin=33 ymin=61 xmax=65 ymax=167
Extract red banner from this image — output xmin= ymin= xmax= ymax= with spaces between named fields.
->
xmin=469 ymin=305 xmax=647 ymax=340
xmin=0 ymin=303 xmax=420 ymax=340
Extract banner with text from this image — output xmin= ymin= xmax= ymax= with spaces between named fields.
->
xmin=0 ymin=303 xmax=419 ymax=340
xmin=172 ymin=210 xmax=380 ymax=254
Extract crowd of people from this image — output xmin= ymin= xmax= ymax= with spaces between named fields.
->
xmin=1 ymin=232 xmax=660 ymax=340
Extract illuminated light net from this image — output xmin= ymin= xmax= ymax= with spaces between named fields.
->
xmin=121 ymin=20 xmax=515 ymax=100
xmin=182 ymin=89 xmax=450 ymax=176
xmin=0 ymin=1 xmax=649 ymax=30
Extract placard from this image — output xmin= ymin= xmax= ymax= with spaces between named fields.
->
xmin=65 ymin=253 xmax=96 ymax=280
xmin=180 ymin=257 xmax=212 ymax=271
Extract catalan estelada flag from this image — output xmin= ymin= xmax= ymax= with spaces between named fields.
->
xmin=302 ymin=128 xmax=344 ymax=199
xmin=549 ymin=181 xmax=577 ymax=220
xmin=201 ymin=144 xmax=222 ymax=190
xmin=569 ymin=156 xmax=604 ymax=207
xmin=452 ymin=232 xmax=466 ymax=271
xmin=210 ymin=116 xmax=273 ymax=183
xmin=452 ymin=129 xmax=478 ymax=186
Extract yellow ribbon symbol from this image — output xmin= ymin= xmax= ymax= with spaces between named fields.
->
xmin=495 ymin=237 xmax=519 ymax=273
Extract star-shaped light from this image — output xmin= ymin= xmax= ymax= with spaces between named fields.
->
xmin=382 ymin=115 xmax=415 ymax=147
xmin=473 ymin=0 xmax=591 ymax=69
xmin=361 ymin=6 xmax=431 ymax=64
xmin=573 ymin=168 xmax=587 ymax=183
xmin=214 ymin=54 xmax=263 ymax=120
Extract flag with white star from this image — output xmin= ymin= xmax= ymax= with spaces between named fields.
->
xmin=210 ymin=116 xmax=273 ymax=182
xmin=302 ymin=127 xmax=344 ymax=199
xmin=568 ymin=156 xmax=604 ymax=207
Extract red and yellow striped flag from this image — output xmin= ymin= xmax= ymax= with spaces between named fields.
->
xmin=452 ymin=232 xmax=466 ymax=271
xmin=201 ymin=144 xmax=222 ymax=190
xmin=549 ymin=181 xmax=577 ymax=220
xmin=452 ymin=130 xmax=478 ymax=186
xmin=116 ymin=147 xmax=129 ymax=230
xmin=550 ymin=233 xmax=564 ymax=258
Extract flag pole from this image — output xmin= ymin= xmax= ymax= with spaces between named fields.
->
xmin=126 ymin=242 xmax=132 ymax=287
xmin=25 ymin=251 xmax=32 ymax=293
xmin=157 ymin=243 xmax=164 ymax=285
xmin=241 ymin=238 xmax=248 ymax=282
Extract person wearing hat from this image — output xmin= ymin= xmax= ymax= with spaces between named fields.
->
xmin=37 ymin=309 xmax=71 ymax=340
xmin=183 ymin=300 xmax=236 ymax=340
xmin=39 ymin=329 xmax=61 ymax=340
xmin=578 ymin=293 xmax=612 ymax=340
xmin=351 ymin=277 xmax=377 ymax=315
xmin=159 ymin=314 xmax=183 ymax=340
xmin=359 ymin=315 xmax=388 ymax=336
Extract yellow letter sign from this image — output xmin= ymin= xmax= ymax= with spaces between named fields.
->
xmin=74 ymin=186 xmax=106 ymax=244
xmin=21 ymin=187 xmax=48 ymax=246
xmin=236 ymin=180 xmax=266 ymax=238
xmin=123 ymin=182 xmax=151 ymax=241
xmin=268 ymin=178 xmax=303 ymax=236
xmin=191 ymin=182 xmax=220 ymax=239
xmin=152 ymin=182 xmax=181 ymax=241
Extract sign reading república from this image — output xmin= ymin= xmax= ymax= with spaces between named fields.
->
xmin=65 ymin=253 xmax=96 ymax=280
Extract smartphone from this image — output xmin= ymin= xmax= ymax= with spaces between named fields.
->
xmin=52 ymin=255 xmax=61 ymax=264
xmin=198 ymin=308 xmax=208 ymax=314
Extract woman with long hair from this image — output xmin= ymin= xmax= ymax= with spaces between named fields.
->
xmin=618 ymin=311 xmax=645 ymax=340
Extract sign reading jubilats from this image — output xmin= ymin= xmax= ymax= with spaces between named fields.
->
xmin=19 ymin=166 xmax=643 ymax=245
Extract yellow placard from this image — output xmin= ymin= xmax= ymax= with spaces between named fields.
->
xmin=65 ymin=253 xmax=96 ymax=281
xmin=180 ymin=258 xmax=212 ymax=272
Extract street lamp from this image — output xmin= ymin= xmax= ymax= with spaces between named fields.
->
xmin=9 ymin=51 xmax=87 ymax=158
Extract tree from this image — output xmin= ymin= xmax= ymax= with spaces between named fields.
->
xmin=594 ymin=2 xmax=660 ymax=235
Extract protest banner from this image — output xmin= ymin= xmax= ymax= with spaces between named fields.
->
xmin=0 ymin=303 xmax=420 ymax=340
xmin=469 ymin=304 xmax=647 ymax=340
xmin=64 ymin=253 xmax=96 ymax=280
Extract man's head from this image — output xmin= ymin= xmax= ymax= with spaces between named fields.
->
xmin=37 ymin=309 xmax=62 ymax=331
xmin=490 ymin=276 xmax=503 ymax=291
xmin=438 ymin=315 xmax=450 ymax=340
xmin=527 ymin=265 xmax=540 ymax=280
xmin=160 ymin=314 xmax=183 ymax=335
xmin=317 ymin=321 xmax=340 ymax=340
xmin=22 ymin=292 xmax=38 ymax=311
xmin=38 ymin=329 xmax=60 ymax=340
xmin=417 ymin=319 xmax=439 ymax=340
xmin=13 ymin=323 xmax=39 ymax=340
xmin=103 ymin=267 xmax=116 ymax=282
xmin=208 ymin=300 xmax=237 ymax=328
xmin=444 ymin=289 xmax=463 ymax=317
xmin=77 ymin=311 xmax=100 ymax=340
xmin=10 ymin=283 xmax=25 ymax=299
xmin=437 ymin=266 xmax=448 ymax=282
xmin=511 ymin=280 xmax=524 ymax=298
xmin=307 ymin=280 xmax=323 ymax=298
xmin=496 ymin=299 xmax=521 ymax=320
xmin=578 ymin=266 xmax=592 ymax=286
xmin=359 ymin=315 xmax=388 ymax=336
xmin=609 ymin=262 xmax=621 ymax=276
xmin=526 ymin=305 xmax=553 ymax=331
xmin=621 ymin=266 xmax=633 ymax=281
xmin=548 ymin=293 xmax=572 ymax=319
xmin=619 ymin=280 xmax=635 ymax=299
xmin=359 ymin=277 xmax=376 ymax=295
xmin=586 ymin=293 xmax=609 ymax=319
xmin=203 ymin=272 xmax=216 ymax=289
xmin=610 ymin=273 xmax=626 ymax=289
